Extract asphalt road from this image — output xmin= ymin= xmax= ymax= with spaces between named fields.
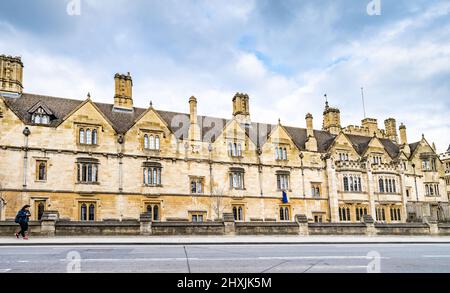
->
xmin=1 ymin=243 xmax=450 ymax=273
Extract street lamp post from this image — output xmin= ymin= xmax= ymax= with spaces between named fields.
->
xmin=208 ymin=143 xmax=213 ymax=196
xmin=299 ymin=153 xmax=305 ymax=198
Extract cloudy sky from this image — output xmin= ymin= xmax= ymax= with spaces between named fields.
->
xmin=1 ymin=0 xmax=449 ymax=152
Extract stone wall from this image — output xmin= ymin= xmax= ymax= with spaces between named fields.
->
xmin=236 ymin=222 xmax=299 ymax=235
xmin=151 ymin=222 xmax=224 ymax=235
xmin=308 ymin=223 xmax=367 ymax=235
xmin=374 ymin=223 xmax=430 ymax=235
xmin=1 ymin=219 xmax=450 ymax=237
xmin=55 ymin=220 xmax=140 ymax=236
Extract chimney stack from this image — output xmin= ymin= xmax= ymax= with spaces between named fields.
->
xmin=188 ymin=96 xmax=201 ymax=141
xmin=113 ymin=72 xmax=133 ymax=111
xmin=305 ymin=113 xmax=318 ymax=152
xmin=232 ymin=92 xmax=251 ymax=124
xmin=384 ymin=118 xmax=398 ymax=143
xmin=399 ymin=123 xmax=408 ymax=145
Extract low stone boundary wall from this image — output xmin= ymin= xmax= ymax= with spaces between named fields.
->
xmin=236 ymin=222 xmax=299 ymax=235
xmin=151 ymin=222 xmax=224 ymax=235
xmin=1 ymin=212 xmax=449 ymax=237
xmin=55 ymin=220 xmax=140 ymax=236
xmin=308 ymin=223 xmax=367 ymax=235
xmin=375 ymin=223 xmax=430 ymax=235
xmin=0 ymin=221 xmax=42 ymax=236
xmin=437 ymin=224 xmax=450 ymax=236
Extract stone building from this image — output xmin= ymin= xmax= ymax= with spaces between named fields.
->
xmin=0 ymin=54 xmax=448 ymax=223
xmin=441 ymin=145 xmax=450 ymax=203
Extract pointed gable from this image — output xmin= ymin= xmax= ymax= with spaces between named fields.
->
xmin=328 ymin=132 xmax=361 ymax=157
xmin=27 ymin=100 xmax=54 ymax=116
xmin=284 ymin=126 xmax=335 ymax=152
xmin=127 ymin=106 xmax=172 ymax=135
xmin=3 ymin=93 xmax=82 ymax=127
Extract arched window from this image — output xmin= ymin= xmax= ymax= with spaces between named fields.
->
xmin=79 ymin=129 xmax=85 ymax=144
xmin=155 ymin=135 xmax=160 ymax=150
xmin=89 ymin=204 xmax=95 ymax=221
xmin=283 ymin=148 xmax=287 ymax=160
xmin=86 ymin=129 xmax=92 ymax=145
xmin=80 ymin=203 xmax=87 ymax=221
xmin=149 ymin=135 xmax=155 ymax=150
xmin=92 ymin=129 xmax=97 ymax=145
xmin=144 ymin=134 xmax=149 ymax=149
xmin=379 ymin=178 xmax=384 ymax=193
xmin=237 ymin=144 xmax=242 ymax=157
xmin=233 ymin=143 xmax=237 ymax=156
xmin=153 ymin=205 xmax=159 ymax=221
xmin=229 ymin=143 xmax=233 ymax=156
xmin=343 ymin=176 xmax=349 ymax=191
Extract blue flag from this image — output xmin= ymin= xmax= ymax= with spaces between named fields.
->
xmin=282 ymin=191 xmax=289 ymax=204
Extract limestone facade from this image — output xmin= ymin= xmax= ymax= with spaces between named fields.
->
xmin=0 ymin=54 xmax=448 ymax=223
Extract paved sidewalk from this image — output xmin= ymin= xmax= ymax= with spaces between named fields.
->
xmin=1 ymin=235 xmax=450 ymax=246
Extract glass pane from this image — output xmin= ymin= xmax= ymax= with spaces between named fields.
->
xmin=81 ymin=204 xmax=87 ymax=221
xmin=153 ymin=205 xmax=159 ymax=221
xmin=89 ymin=204 xmax=95 ymax=221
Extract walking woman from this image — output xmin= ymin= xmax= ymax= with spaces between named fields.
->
xmin=15 ymin=205 xmax=31 ymax=240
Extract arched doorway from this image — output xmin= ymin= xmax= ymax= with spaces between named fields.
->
xmin=0 ymin=198 xmax=5 ymax=221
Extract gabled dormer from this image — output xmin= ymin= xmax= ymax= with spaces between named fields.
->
xmin=28 ymin=101 xmax=54 ymax=125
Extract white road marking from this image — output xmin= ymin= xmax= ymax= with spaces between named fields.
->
xmin=0 ymin=269 xmax=11 ymax=273
xmin=58 ymin=255 xmax=389 ymax=262
xmin=422 ymin=255 xmax=450 ymax=258
xmin=307 ymin=265 xmax=368 ymax=270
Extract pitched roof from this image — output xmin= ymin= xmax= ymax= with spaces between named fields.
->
xmin=284 ymin=126 xmax=336 ymax=152
xmin=409 ymin=141 xmax=421 ymax=155
xmin=3 ymin=93 xmax=400 ymax=156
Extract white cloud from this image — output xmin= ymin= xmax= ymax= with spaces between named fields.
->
xmin=0 ymin=0 xmax=449 ymax=152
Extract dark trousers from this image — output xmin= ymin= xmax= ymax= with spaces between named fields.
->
xmin=18 ymin=222 xmax=28 ymax=237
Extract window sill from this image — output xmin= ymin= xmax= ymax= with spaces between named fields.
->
xmin=76 ymin=182 xmax=100 ymax=185
xmin=143 ymin=184 xmax=163 ymax=188
xmin=78 ymin=144 xmax=99 ymax=147
xmin=341 ymin=191 xmax=365 ymax=194
xmin=35 ymin=180 xmax=47 ymax=183
xmin=231 ymin=188 xmax=246 ymax=191
xmin=277 ymin=189 xmax=292 ymax=192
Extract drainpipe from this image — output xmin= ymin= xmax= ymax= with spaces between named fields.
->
xmin=117 ymin=135 xmax=124 ymax=192
xmin=299 ymin=153 xmax=305 ymax=197
xmin=208 ymin=143 xmax=213 ymax=196
xmin=412 ymin=163 xmax=421 ymax=221
xmin=22 ymin=127 xmax=31 ymax=188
